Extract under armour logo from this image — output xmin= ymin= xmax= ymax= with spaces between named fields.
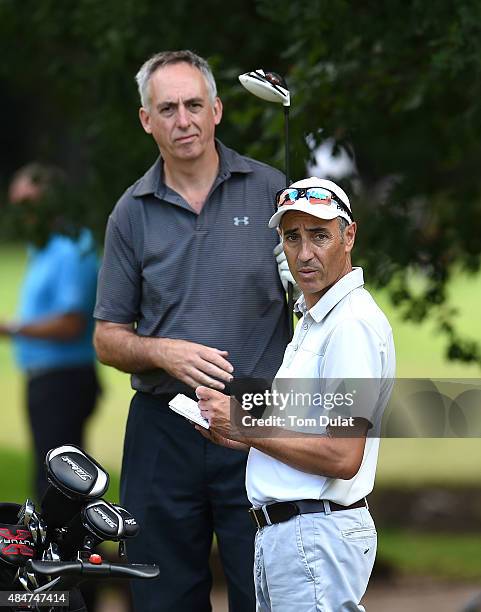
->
xmin=233 ymin=216 xmax=250 ymax=226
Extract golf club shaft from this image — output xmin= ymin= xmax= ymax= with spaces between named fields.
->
xmin=284 ymin=105 xmax=294 ymax=338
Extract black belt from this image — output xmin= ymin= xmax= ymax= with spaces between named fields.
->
xmin=249 ymin=498 xmax=367 ymax=529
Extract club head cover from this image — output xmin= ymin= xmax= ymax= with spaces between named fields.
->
xmin=112 ymin=504 xmax=140 ymax=538
xmin=41 ymin=445 xmax=110 ymax=530
xmin=0 ymin=503 xmax=36 ymax=587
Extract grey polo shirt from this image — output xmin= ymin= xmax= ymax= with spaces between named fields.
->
xmin=94 ymin=140 xmax=290 ymax=395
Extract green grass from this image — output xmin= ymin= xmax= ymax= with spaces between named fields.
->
xmin=379 ymin=529 xmax=481 ymax=579
xmin=0 ymin=447 xmax=33 ymax=504
xmin=371 ymin=276 xmax=481 ymax=378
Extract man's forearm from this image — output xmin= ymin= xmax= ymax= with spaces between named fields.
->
xmin=0 ymin=313 xmax=85 ymax=341
xmin=96 ymin=323 xmax=233 ymax=389
xmin=238 ymin=431 xmax=366 ymax=480
xmin=94 ymin=323 xmax=169 ymax=374
xmin=197 ymin=387 xmax=368 ymax=478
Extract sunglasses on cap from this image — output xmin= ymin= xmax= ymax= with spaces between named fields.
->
xmin=275 ymin=186 xmax=354 ymax=222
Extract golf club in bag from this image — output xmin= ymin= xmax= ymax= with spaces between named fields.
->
xmin=41 ymin=445 xmax=110 ymax=531
xmin=238 ymin=68 xmax=294 ymax=337
xmin=0 ymin=444 xmax=159 ymax=612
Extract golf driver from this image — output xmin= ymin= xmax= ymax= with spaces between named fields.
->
xmin=238 ymin=69 xmax=294 ymax=336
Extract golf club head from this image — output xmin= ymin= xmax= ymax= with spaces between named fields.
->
xmin=41 ymin=445 xmax=110 ymax=530
xmin=59 ymin=500 xmax=125 ymax=558
xmin=238 ymin=69 xmax=290 ymax=106
xmin=112 ymin=504 xmax=139 ymax=538
xmin=45 ymin=445 xmax=109 ymax=500
xmin=17 ymin=498 xmax=35 ymax=527
xmin=82 ymin=500 xmax=125 ymax=542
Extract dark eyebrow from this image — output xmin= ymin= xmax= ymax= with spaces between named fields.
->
xmin=156 ymin=101 xmax=175 ymax=110
xmin=307 ymin=227 xmax=330 ymax=233
xmin=156 ymin=97 xmax=203 ymax=111
xmin=284 ymin=226 xmax=330 ymax=235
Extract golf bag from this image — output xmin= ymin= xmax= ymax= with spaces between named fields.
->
xmin=0 ymin=445 xmax=159 ymax=611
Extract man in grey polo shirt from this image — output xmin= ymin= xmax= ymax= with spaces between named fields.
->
xmin=197 ymin=177 xmax=395 ymax=611
xmin=93 ymin=50 xmax=291 ymax=612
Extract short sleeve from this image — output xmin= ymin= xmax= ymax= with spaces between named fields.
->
xmin=94 ymin=215 xmax=141 ymax=323
xmin=321 ymin=318 xmax=383 ymax=425
xmin=323 ymin=318 xmax=383 ymax=379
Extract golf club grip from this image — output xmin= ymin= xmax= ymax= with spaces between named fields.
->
xmin=287 ymin=282 xmax=294 ymax=337
xmin=27 ymin=559 xmax=160 ymax=580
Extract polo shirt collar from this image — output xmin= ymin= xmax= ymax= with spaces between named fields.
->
xmin=295 ymin=267 xmax=365 ymax=322
xmin=131 ymin=139 xmax=252 ymax=198
xmin=216 ymin=140 xmax=252 ymax=175
xmin=132 ymin=157 xmax=162 ymax=197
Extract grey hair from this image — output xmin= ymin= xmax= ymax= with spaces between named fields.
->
xmin=135 ymin=50 xmax=218 ymax=109
xmin=337 ymin=217 xmax=349 ymax=241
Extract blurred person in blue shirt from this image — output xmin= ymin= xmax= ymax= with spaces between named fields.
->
xmin=0 ymin=163 xmax=101 ymax=501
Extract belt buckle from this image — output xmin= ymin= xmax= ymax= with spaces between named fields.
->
xmin=261 ymin=504 xmax=272 ymax=526
xmin=249 ymin=507 xmax=263 ymax=529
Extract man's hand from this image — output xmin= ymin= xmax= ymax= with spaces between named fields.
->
xmin=94 ymin=322 xmax=234 ymax=389
xmin=196 ymin=385 xmax=241 ymax=440
xmin=163 ymin=340 xmax=233 ymax=390
xmin=0 ymin=322 xmax=15 ymax=337
xmin=0 ymin=314 xmax=84 ymax=341
xmin=194 ymin=424 xmax=249 ymax=452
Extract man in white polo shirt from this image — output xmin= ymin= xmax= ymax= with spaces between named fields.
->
xmin=196 ymin=177 xmax=395 ymax=611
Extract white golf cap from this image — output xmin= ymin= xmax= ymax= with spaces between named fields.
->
xmin=268 ymin=177 xmax=353 ymax=228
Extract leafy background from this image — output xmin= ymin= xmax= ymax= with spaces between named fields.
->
xmin=1 ymin=0 xmax=480 ymax=363
xmin=1 ymin=1 xmax=481 ymax=596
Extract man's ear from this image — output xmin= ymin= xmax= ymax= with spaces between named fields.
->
xmin=213 ymin=97 xmax=223 ymax=126
xmin=344 ymin=222 xmax=357 ymax=253
xmin=277 ymin=227 xmax=283 ymax=242
xmin=139 ymin=107 xmax=152 ymax=134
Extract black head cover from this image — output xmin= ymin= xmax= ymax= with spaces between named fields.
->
xmin=82 ymin=501 xmax=124 ymax=540
xmin=45 ymin=445 xmax=109 ymax=499
xmin=112 ymin=504 xmax=140 ymax=538
xmin=41 ymin=445 xmax=110 ymax=530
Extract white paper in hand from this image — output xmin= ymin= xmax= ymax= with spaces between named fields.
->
xmin=168 ymin=394 xmax=210 ymax=429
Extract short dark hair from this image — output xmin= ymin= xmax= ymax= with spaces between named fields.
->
xmin=11 ymin=162 xmax=64 ymax=192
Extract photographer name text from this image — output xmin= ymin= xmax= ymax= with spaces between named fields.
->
xmin=241 ymin=415 xmax=355 ymax=428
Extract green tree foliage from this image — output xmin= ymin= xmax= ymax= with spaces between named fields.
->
xmin=256 ymin=0 xmax=481 ymax=365
xmin=0 ymin=0 xmax=480 ymax=364
xmin=0 ymin=0 xmax=282 ymax=229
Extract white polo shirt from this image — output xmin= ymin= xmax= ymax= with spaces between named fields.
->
xmin=246 ymin=267 xmax=395 ymax=507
